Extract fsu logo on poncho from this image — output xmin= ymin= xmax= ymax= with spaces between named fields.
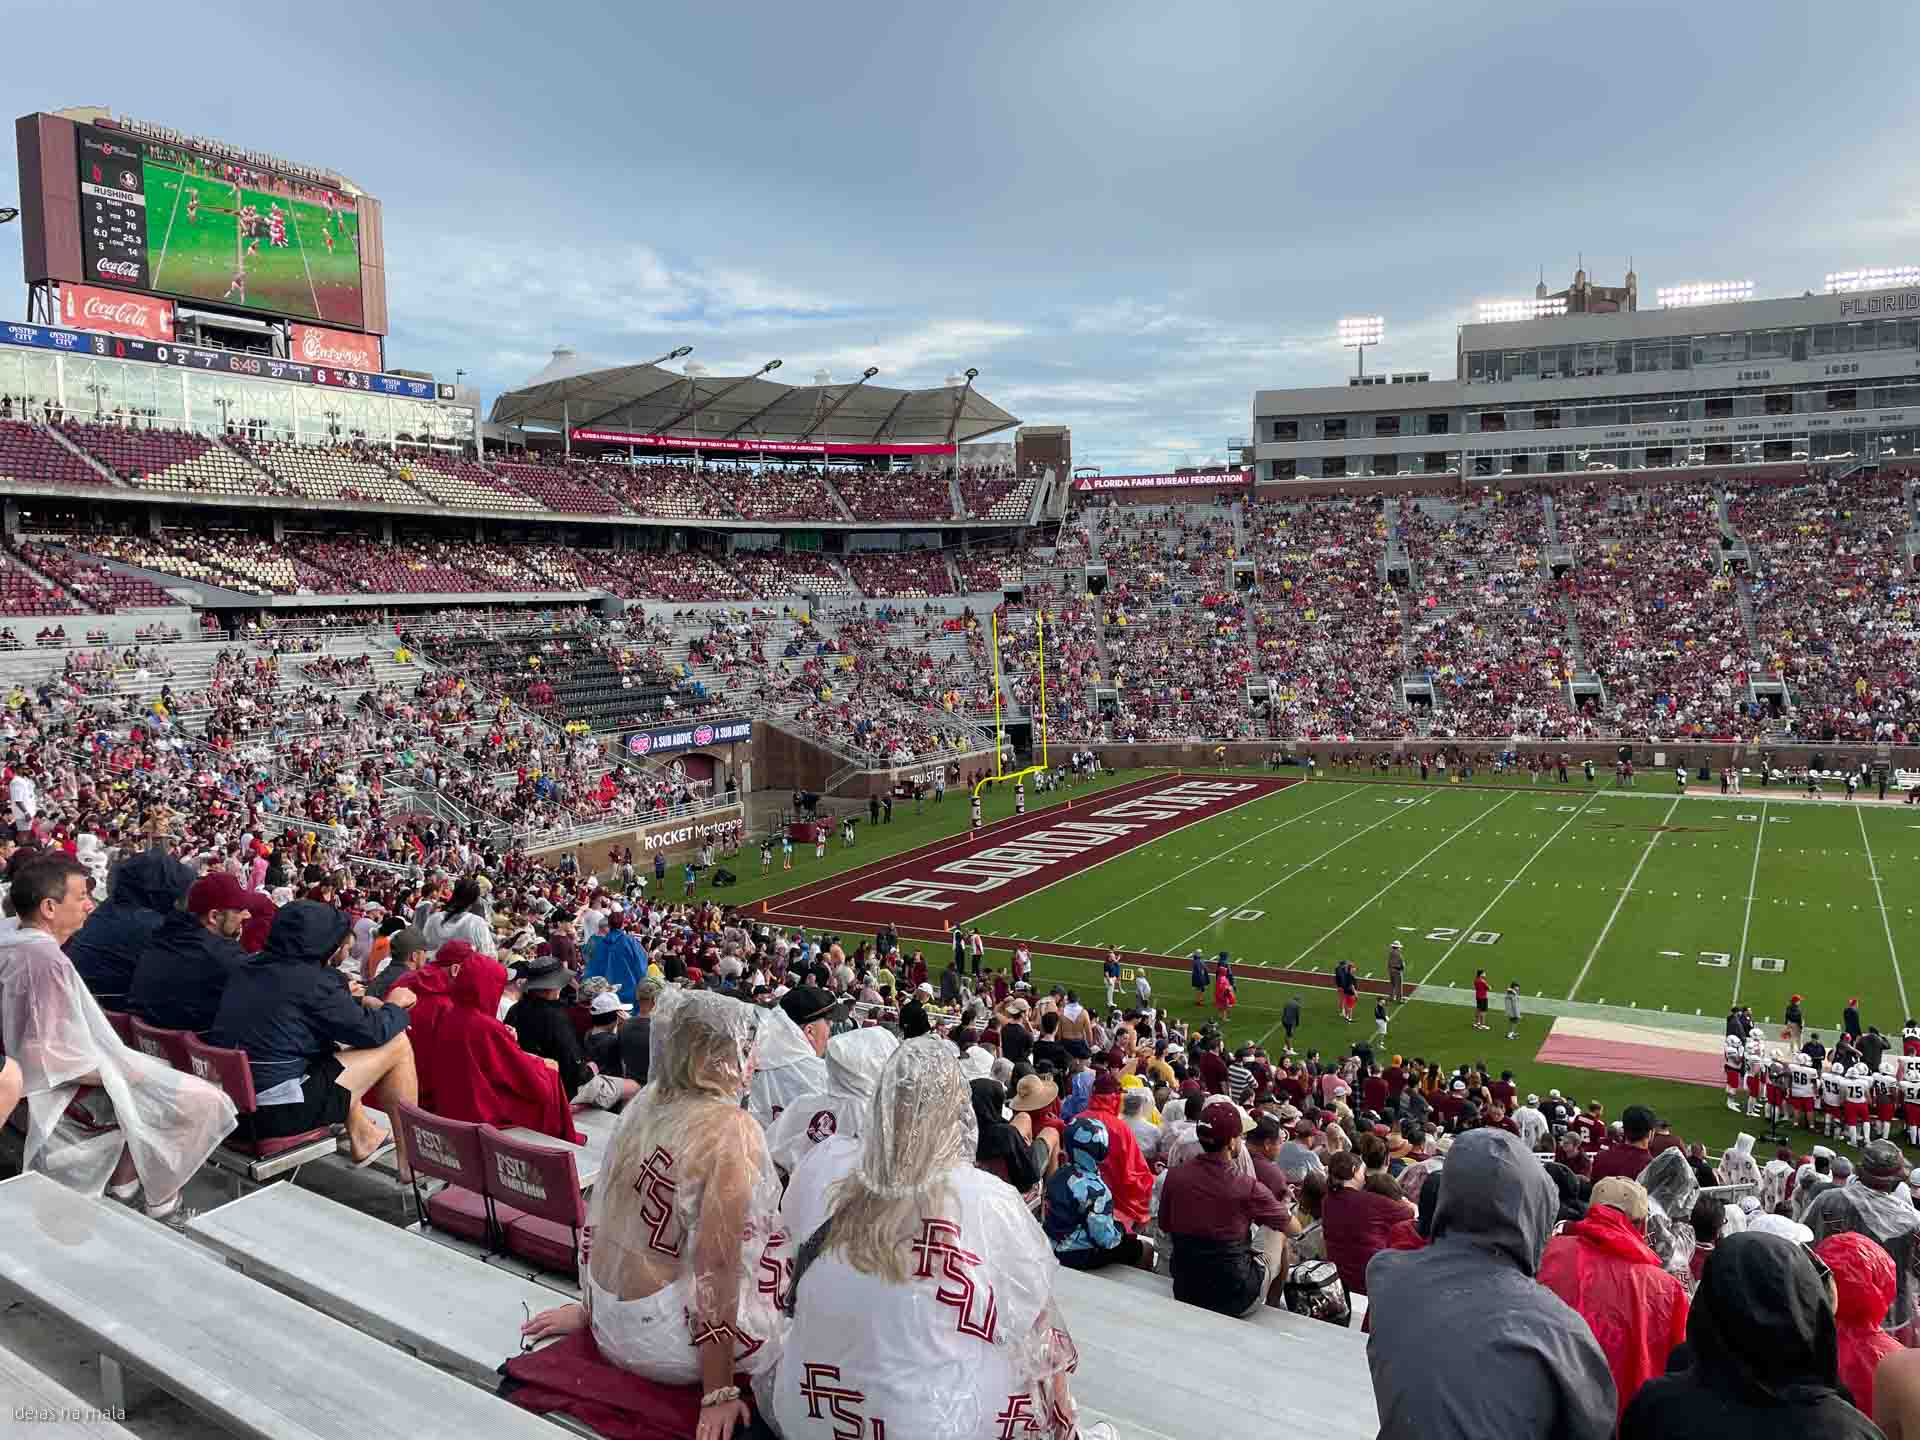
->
xmin=807 ymin=1109 xmax=837 ymax=1142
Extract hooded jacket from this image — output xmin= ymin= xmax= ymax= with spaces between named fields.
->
xmin=1537 ymin=1202 xmax=1691 ymax=1419
xmin=1366 ymin=1128 xmax=1617 ymax=1440
xmin=764 ymin=1026 xmax=898 ymax=1175
xmin=419 ymin=953 xmax=580 ymax=1143
xmin=1083 ymin=1085 xmax=1154 ymax=1228
xmin=126 ymin=908 xmax=248 ymax=1035
xmin=1044 ymin=1116 xmax=1124 ymax=1256
xmin=398 ymin=949 xmax=460 ymax=1064
xmin=1815 ymin=1231 xmax=1901 ymax=1425
xmin=747 ymin=1003 xmax=828 ymax=1129
xmin=583 ymin=926 xmax=647 ymax=1006
xmin=66 ymin=846 xmax=196 ymax=998
xmin=1621 ymin=1231 xmax=1882 ymax=1440
xmin=1804 ymin=1177 xmax=1920 ymax=1340
xmin=207 ymin=901 xmax=410 ymax=1094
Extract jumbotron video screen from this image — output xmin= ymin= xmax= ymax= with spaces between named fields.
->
xmin=77 ymin=123 xmax=364 ymax=328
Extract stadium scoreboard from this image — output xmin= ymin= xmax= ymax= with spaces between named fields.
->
xmin=16 ymin=108 xmax=389 ymax=335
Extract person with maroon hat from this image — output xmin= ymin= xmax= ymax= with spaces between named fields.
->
xmin=1157 ymin=1098 xmax=1293 ymax=1316
xmin=125 ymin=870 xmax=253 ymax=1034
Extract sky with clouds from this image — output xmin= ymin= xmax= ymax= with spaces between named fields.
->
xmin=5 ymin=1 xmax=1918 ymax=471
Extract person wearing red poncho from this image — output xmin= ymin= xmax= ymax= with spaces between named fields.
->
xmin=1537 ymin=1176 xmax=1689 ymax=1421
xmin=419 ymin=951 xmax=581 ymax=1144
xmin=1081 ymin=1070 xmax=1154 ymax=1228
xmin=1815 ymin=1230 xmax=1901 ymax=1424
xmin=404 ymin=939 xmax=471 ymax=1110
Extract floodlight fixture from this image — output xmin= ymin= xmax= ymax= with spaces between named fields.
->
xmin=1338 ymin=315 xmax=1385 ymax=347
xmin=1476 ymin=298 xmax=1568 ymax=323
xmin=1825 ymin=266 xmax=1920 ymax=293
xmin=1656 ymin=280 xmax=1754 ymax=308
xmin=1337 ymin=315 xmax=1384 ymax=378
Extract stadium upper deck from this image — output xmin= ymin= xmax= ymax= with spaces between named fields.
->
xmin=1255 ymin=271 xmax=1920 ymax=483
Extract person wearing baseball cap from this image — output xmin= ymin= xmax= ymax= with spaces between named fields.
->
xmin=367 ymin=927 xmax=429 ymax=1000
xmin=125 ymin=870 xmax=254 ymax=1034
xmin=749 ymin=984 xmax=832 ymax=1128
xmin=1156 ymin=1097 xmax=1294 ymax=1316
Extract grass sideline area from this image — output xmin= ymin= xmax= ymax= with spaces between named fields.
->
xmin=687 ymin=767 xmax=1918 ymax=1163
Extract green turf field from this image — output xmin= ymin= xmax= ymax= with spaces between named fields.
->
xmin=693 ymin=766 xmax=1920 ymax=1160
xmin=144 ymin=162 xmax=363 ymax=325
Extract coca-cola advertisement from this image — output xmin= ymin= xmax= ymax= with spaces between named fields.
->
xmin=58 ymin=283 xmax=175 ymax=343
xmin=288 ymin=324 xmax=382 ymax=374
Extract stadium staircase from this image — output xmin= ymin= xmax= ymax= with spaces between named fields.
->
xmin=43 ymin=425 xmax=123 ymax=488
xmin=945 ymin=473 xmax=967 ymax=519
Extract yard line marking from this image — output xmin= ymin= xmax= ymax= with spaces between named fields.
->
xmin=1163 ymin=790 xmax=1450 ymax=954
xmin=152 ymin=169 xmax=186 ymax=295
xmin=1286 ymin=792 xmax=1518 ymax=967
xmin=1729 ymin=800 xmax=1768 ymax=1007
xmin=1857 ymin=807 xmax=1910 ymax=1017
xmin=288 ymin=204 xmax=323 ymax=321
xmin=1566 ymin=796 xmax=1682 ymax=1001
xmin=1404 ymin=791 xmax=1602 ymax=1007
xmin=1048 ymin=785 xmax=1360 ymax=940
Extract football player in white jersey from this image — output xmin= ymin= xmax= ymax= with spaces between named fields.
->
xmin=1789 ymin=1055 xmax=1819 ymax=1130
xmin=1818 ymin=1062 xmax=1846 ymax=1138
xmin=1843 ymin=1063 xmax=1872 ymax=1147
xmin=1722 ymin=1031 xmax=1747 ymax=1112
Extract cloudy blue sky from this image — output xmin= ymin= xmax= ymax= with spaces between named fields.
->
xmin=4 ymin=1 xmax=1916 ymax=471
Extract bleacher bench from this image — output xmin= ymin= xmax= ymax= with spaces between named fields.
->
xmin=1053 ymin=1265 xmax=1377 ymax=1436
xmin=187 ymin=1182 xmax=558 ymax=1387
xmin=0 ymin=1340 xmax=138 ymax=1437
xmin=0 ymin=1172 xmax=560 ymax=1439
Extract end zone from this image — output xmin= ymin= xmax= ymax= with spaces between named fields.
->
xmin=761 ymin=772 xmax=1299 ymax=931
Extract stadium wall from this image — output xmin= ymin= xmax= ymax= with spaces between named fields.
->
xmin=1079 ymin=738 xmax=1920 ymax=774
xmin=528 ymin=801 xmax=745 ymax=872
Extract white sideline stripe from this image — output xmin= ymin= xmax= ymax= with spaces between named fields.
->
xmin=1566 ymin=796 xmax=1682 ymax=1001
xmin=1287 ymin=792 xmax=1518 ymax=968
xmin=1165 ymin=790 xmax=1460 ymax=956
xmin=1729 ymin=799 xmax=1768 ymax=1007
xmin=1404 ymin=791 xmax=1603 ymax=1005
xmin=1050 ymin=784 xmax=1361 ymax=941
xmin=1857 ymin=806 xmax=1911 ymax=1017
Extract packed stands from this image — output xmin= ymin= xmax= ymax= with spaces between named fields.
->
xmin=845 ymin=548 xmax=955 ymax=598
xmin=833 ymin=467 xmax=957 ymax=521
xmin=710 ymin=465 xmax=844 ymax=521
xmin=484 ymin=456 xmax=628 ymax=515
xmin=61 ymin=421 xmax=277 ymax=498
xmin=959 ymin=466 xmax=1038 ymax=520
xmin=727 ymin=549 xmax=855 ymax=599
xmin=230 ymin=438 xmax=428 ymax=507
xmin=1561 ymin=480 xmax=1751 ymax=737
xmin=395 ymin=452 xmax=546 ymax=513
xmin=12 ymin=543 xmax=175 ymax=611
xmin=1399 ymin=493 xmax=1575 ymax=739
xmin=1731 ymin=470 xmax=1918 ymax=740
xmin=0 ymin=419 xmax=116 ymax=490
xmin=582 ymin=461 xmax=740 ymax=520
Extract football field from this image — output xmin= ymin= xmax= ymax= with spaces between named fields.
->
xmin=145 ymin=163 xmax=364 ymax=325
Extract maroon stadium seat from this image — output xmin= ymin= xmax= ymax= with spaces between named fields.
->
xmin=129 ymin=1017 xmax=193 ymax=1073
xmin=392 ymin=1101 xmax=520 ymax=1244
xmin=478 ymin=1124 xmax=587 ymax=1273
xmin=183 ymin=1033 xmax=336 ymax=1162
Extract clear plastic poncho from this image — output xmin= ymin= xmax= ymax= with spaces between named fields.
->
xmin=1716 ymin=1132 xmax=1762 ymax=1191
xmin=0 ymin=925 xmax=235 ymax=1199
xmin=747 ymin=1002 xmax=829 ymax=1130
xmin=1637 ymin=1146 xmax=1699 ymax=1285
xmin=759 ymin=1036 xmax=1083 ymax=1440
xmin=587 ymin=989 xmax=789 ymax=1385
xmin=765 ymin=1025 xmax=899 ymax=1177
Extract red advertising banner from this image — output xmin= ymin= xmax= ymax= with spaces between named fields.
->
xmin=571 ymin=427 xmax=956 ymax=457
xmin=1071 ymin=471 xmax=1251 ymax=491
xmin=58 ymin=282 xmax=174 ymax=342
xmin=288 ymin=323 xmax=383 ymax=373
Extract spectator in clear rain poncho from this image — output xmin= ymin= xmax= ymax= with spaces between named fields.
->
xmin=521 ymin=990 xmax=790 ymax=1440
xmin=1637 ymin=1146 xmax=1700 ymax=1288
xmin=764 ymin=1025 xmax=898 ymax=1180
xmin=1717 ymin=1132 xmax=1763 ymax=1191
xmin=1804 ymin=1139 xmax=1920 ymax=1345
xmin=759 ymin=1036 xmax=1112 ymax=1440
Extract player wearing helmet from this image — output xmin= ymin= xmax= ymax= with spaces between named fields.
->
xmin=1844 ymin=1062 xmax=1872 ymax=1147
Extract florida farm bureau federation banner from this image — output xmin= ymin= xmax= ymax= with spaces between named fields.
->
xmin=626 ymin=717 xmax=752 ymax=757
xmin=1071 ymin=471 xmax=1252 ymax=491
